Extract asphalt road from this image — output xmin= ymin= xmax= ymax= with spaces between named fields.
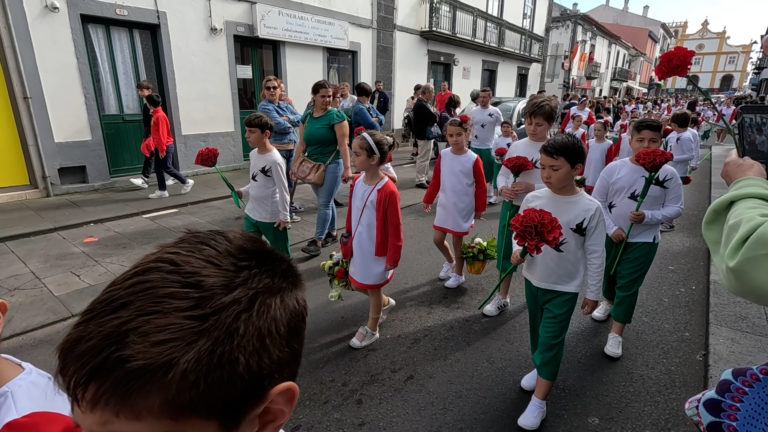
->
xmin=3 ymin=158 xmax=711 ymax=432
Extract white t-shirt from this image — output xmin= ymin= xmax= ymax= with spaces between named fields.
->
xmin=515 ymin=189 xmax=605 ymax=301
xmin=0 ymin=355 xmax=71 ymax=428
xmin=492 ymin=136 xmax=516 ymax=155
xmin=240 ymin=148 xmax=290 ymax=222
xmin=666 ymin=130 xmax=696 ymax=176
xmin=615 ymin=133 xmax=632 ymax=160
xmin=686 ymin=128 xmax=701 ymax=168
xmin=592 ymin=158 xmax=683 ymax=242
xmin=497 ymin=137 xmax=546 ymax=206
xmin=584 ymin=138 xmax=613 ymax=187
xmin=469 ymin=106 xmax=503 ymax=148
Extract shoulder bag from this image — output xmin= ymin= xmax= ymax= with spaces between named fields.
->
xmin=294 ymin=113 xmax=339 ymax=185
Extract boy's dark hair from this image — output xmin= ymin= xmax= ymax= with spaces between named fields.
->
xmin=501 ymin=120 xmax=513 ymax=128
xmin=354 ymin=82 xmax=373 ymax=98
xmin=445 ymin=93 xmax=461 ymax=111
xmin=540 ymin=134 xmax=586 ymax=168
xmin=244 ymin=112 xmax=274 ymax=133
xmin=670 ymin=110 xmax=691 ymax=128
xmin=480 ymin=87 xmax=492 ymax=94
xmin=354 ymin=130 xmax=397 ymax=164
xmin=145 ymin=93 xmax=162 ymax=108
xmin=631 ymin=118 xmax=663 ymax=137
xmin=56 ymin=230 xmax=307 ymax=431
xmin=689 ymin=115 xmax=699 ymax=127
xmin=413 ymin=83 xmax=423 ymax=93
xmin=136 ymin=80 xmax=153 ymax=91
xmin=524 ymin=94 xmax=558 ymax=125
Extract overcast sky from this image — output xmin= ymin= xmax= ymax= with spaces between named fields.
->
xmin=563 ymin=0 xmax=765 ymax=58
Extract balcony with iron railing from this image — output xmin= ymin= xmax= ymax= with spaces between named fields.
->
xmin=584 ymin=62 xmax=601 ymax=80
xmin=754 ymin=56 xmax=768 ymax=72
xmin=612 ymin=67 xmax=636 ymax=82
xmin=421 ymin=0 xmax=544 ymax=63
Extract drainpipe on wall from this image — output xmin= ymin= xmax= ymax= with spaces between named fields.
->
xmin=2 ymin=2 xmax=53 ymax=197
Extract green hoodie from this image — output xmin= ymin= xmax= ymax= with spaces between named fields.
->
xmin=702 ymin=176 xmax=768 ymax=306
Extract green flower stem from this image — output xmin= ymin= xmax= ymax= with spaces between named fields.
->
xmin=496 ymin=174 xmax=519 ymax=280
xmin=215 ymin=166 xmax=241 ymax=208
xmin=478 ymin=247 xmax=528 ymax=309
xmin=686 ymin=77 xmax=739 ymax=151
xmin=609 ymin=172 xmax=656 ymax=275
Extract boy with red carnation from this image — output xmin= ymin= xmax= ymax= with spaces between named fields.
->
xmin=484 ymin=94 xmax=557 ymax=317
xmin=489 ymin=121 xmax=518 ymax=205
xmin=591 ymin=118 xmax=683 ymax=358
xmin=510 ymin=133 xmax=606 ymax=430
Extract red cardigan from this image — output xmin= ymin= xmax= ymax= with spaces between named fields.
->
xmin=150 ymin=107 xmax=174 ymax=154
xmin=345 ymin=175 xmax=403 ymax=267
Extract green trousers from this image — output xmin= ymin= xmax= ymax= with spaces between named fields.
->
xmin=492 ymin=161 xmax=502 ymax=189
xmin=470 ymin=147 xmax=494 ymax=184
xmin=525 ymin=279 xmax=579 ymax=382
xmin=496 ymin=201 xmax=521 ymax=273
xmin=244 ymin=214 xmax=291 ymax=257
xmin=602 ymin=236 xmax=658 ymax=324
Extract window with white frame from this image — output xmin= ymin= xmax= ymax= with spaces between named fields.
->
xmin=486 ymin=0 xmax=503 ymax=17
xmin=522 ymin=0 xmax=534 ymax=31
xmin=693 ymin=57 xmax=702 ymax=66
xmin=727 ymin=55 xmax=737 ymax=65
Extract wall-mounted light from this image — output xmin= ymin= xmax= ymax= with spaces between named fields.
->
xmin=210 ymin=24 xmax=224 ymax=36
xmin=45 ymin=0 xmax=61 ymax=13
xmin=453 ymin=57 xmax=460 ymax=66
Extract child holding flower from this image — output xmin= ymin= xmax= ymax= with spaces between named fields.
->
xmin=345 ymin=130 xmax=402 ymax=348
xmin=584 ymin=121 xmax=612 ymax=194
xmin=423 ymin=115 xmax=487 ymax=289
xmin=483 ymin=95 xmax=557 ymax=317
xmin=511 ymin=134 xmax=605 ymax=430
xmin=591 ymin=119 xmax=683 ymax=359
xmin=489 ymin=121 xmax=518 ymax=205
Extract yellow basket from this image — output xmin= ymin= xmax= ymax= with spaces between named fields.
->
xmin=466 ymin=260 xmax=487 ymax=275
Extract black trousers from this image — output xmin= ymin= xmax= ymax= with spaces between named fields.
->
xmin=154 ymin=144 xmax=187 ymax=191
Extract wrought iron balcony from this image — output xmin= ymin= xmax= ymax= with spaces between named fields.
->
xmin=584 ymin=62 xmax=601 ymax=80
xmin=754 ymin=56 xmax=768 ymax=71
xmin=612 ymin=66 xmax=636 ymax=82
xmin=422 ymin=0 xmax=544 ymax=63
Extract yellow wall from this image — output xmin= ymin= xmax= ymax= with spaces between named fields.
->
xmin=0 ymin=60 xmax=28 ymax=188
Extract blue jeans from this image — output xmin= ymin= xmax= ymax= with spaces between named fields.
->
xmin=311 ymin=159 xmax=342 ymax=241
xmin=154 ymin=144 xmax=187 ymax=191
xmin=277 ymin=148 xmax=295 ymax=190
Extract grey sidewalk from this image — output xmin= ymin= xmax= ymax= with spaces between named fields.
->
xmin=706 ymin=143 xmax=768 ymax=386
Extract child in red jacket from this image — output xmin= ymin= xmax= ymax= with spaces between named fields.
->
xmin=145 ymin=93 xmax=193 ymax=199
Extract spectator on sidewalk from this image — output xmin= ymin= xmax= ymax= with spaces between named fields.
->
xmin=404 ymin=84 xmax=423 ymax=157
xmin=0 ymin=300 xmax=70 ymax=427
xmin=338 ymin=82 xmax=357 ymax=112
xmin=129 ymin=81 xmax=177 ymax=190
xmin=145 ymin=93 xmax=194 ymax=199
xmin=412 ymin=83 xmax=438 ymax=189
xmin=350 ymin=82 xmax=385 ymax=133
xmin=258 ymin=75 xmax=303 ymax=222
xmin=372 ymin=80 xmax=390 ymax=119
xmin=434 ymin=81 xmax=452 ymax=113
xmin=56 ymin=230 xmax=307 ymax=432
xmin=436 ymin=93 xmax=461 ymax=154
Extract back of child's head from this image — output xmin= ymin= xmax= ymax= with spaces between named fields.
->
xmin=631 ymin=118 xmax=663 ymax=137
xmin=445 ymin=115 xmax=471 ymax=134
xmin=353 ymin=129 xmax=397 ymax=165
xmin=689 ymin=115 xmax=699 ymax=128
xmin=243 ymin=112 xmax=274 ymax=133
xmin=145 ymin=93 xmax=162 ymax=108
xmin=670 ymin=110 xmax=691 ymax=128
xmin=56 ymin=230 xmax=307 ymax=430
xmin=445 ymin=93 xmax=461 ymax=111
xmin=354 ymin=82 xmax=372 ymax=98
xmin=540 ymin=134 xmax=586 ymax=168
xmin=524 ymin=94 xmax=558 ymax=125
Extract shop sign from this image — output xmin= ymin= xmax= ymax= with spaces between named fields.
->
xmin=254 ymin=4 xmax=349 ymax=49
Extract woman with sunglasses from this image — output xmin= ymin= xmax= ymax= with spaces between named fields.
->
xmin=258 ymin=76 xmax=303 ymax=221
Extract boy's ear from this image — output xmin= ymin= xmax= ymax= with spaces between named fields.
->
xmin=240 ymin=382 xmax=299 ymax=432
xmin=264 ymin=130 xmax=271 ymax=140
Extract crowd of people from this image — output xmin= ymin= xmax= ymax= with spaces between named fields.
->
xmin=2 ymin=70 xmax=766 ymax=432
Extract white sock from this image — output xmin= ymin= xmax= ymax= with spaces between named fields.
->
xmin=518 ymin=395 xmax=547 ymax=430
xmin=530 ymin=395 xmax=546 ymax=409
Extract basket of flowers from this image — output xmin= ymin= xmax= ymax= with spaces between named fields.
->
xmin=320 ymin=252 xmax=353 ymax=301
xmin=461 ymin=236 xmax=497 ymax=275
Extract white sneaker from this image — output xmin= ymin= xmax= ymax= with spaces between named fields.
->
xmin=443 ymin=273 xmax=465 ymax=289
xmin=604 ymin=332 xmax=623 ymax=358
xmin=438 ymin=262 xmax=454 ymax=280
xmin=517 ymin=397 xmax=547 ymax=430
xmin=129 ymin=177 xmax=149 ymax=189
xmin=166 ymin=177 xmax=177 ymax=186
xmin=488 ymin=195 xmax=499 ymax=205
xmin=380 ymin=297 xmax=396 ymax=324
xmin=180 ymin=179 xmax=194 ymax=194
xmin=349 ymin=326 xmax=379 ymax=349
xmin=148 ymin=190 xmax=169 ymax=199
xmin=482 ymin=294 xmax=509 ymax=317
xmin=520 ymin=369 xmax=537 ymax=392
xmin=591 ymin=300 xmax=613 ymax=322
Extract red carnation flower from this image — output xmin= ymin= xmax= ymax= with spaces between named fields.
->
xmin=334 ymin=267 xmax=347 ymax=279
xmin=654 ymin=46 xmax=696 ymax=81
xmin=194 ymin=147 xmax=219 ymax=168
xmin=386 ymin=154 xmax=393 ymax=163
xmin=662 ymin=127 xmax=673 ymax=138
xmin=459 ymin=114 xmax=470 ymax=124
xmin=494 ymin=147 xmax=508 ymax=158
xmin=509 ymin=208 xmax=564 ymax=256
xmin=354 ymin=126 xmax=366 ymax=137
xmin=634 ymin=148 xmax=673 ymax=173
xmin=502 ymin=156 xmax=535 ymax=177
xmin=682 ymin=176 xmax=692 ymax=185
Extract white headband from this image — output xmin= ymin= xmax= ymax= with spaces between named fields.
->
xmin=361 ymin=132 xmax=380 ymax=157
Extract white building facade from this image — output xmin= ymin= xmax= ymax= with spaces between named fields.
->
xmin=0 ymin=0 xmax=548 ymax=198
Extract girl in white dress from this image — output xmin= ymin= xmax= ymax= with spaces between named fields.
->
xmin=423 ymin=116 xmax=487 ymax=289
xmin=346 ymin=130 xmax=403 ymax=349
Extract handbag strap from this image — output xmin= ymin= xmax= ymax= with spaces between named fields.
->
xmin=303 ymin=112 xmax=340 ymax=165
xmin=350 ymin=176 xmax=385 ymax=241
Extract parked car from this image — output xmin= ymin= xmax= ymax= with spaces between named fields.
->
xmin=460 ymin=96 xmax=528 ymax=139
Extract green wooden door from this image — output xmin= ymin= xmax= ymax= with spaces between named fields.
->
xmin=84 ymin=21 xmax=163 ymax=176
xmin=235 ymin=38 xmax=278 ymax=159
